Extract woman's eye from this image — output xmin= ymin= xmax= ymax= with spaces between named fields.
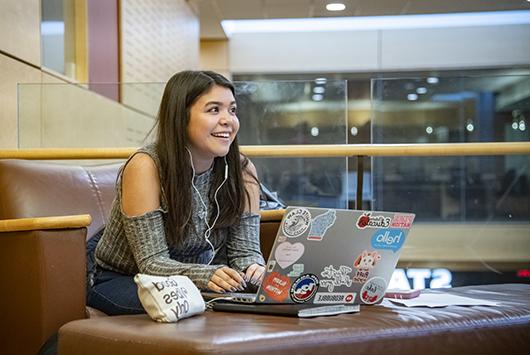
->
xmin=230 ymin=107 xmax=237 ymax=114
xmin=208 ymin=106 xmax=219 ymax=113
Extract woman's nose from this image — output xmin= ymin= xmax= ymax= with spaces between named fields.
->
xmin=219 ymin=111 xmax=233 ymax=125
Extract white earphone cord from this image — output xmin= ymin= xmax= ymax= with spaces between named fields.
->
xmin=186 ymin=148 xmax=228 ymax=265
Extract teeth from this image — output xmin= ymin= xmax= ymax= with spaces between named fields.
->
xmin=212 ymin=133 xmax=229 ymax=138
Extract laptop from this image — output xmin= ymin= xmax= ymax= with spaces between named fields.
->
xmin=205 ymin=206 xmax=415 ymax=315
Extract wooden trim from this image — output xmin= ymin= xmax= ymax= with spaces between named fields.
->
xmin=1 ymin=142 xmax=530 ymax=160
xmin=0 ymin=214 xmax=92 ymax=233
xmin=242 ymin=142 xmax=530 ymax=157
xmin=259 ymin=209 xmax=285 ymax=222
xmin=74 ymin=0 xmax=89 ymax=82
xmin=0 ymin=147 xmax=136 ymax=160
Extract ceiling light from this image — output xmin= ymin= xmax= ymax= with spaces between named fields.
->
xmin=312 ymin=94 xmax=324 ymax=101
xmin=350 ymin=126 xmax=358 ymax=136
xmin=466 ymin=123 xmax=474 ymax=132
xmin=407 ymin=93 xmax=418 ymax=101
xmin=315 ymin=77 xmax=327 ymax=85
xmin=311 ymin=127 xmax=320 ymax=136
xmin=416 ymin=87 xmax=427 ymax=94
xmin=313 ymin=86 xmax=325 ymax=94
xmin=221 ymin=11 xmax=530 ymax=36
xmin=326 ymin=3 xmax=346 ymax=12
xmin=426 ymin=126 xmax=433 ymax=134
xmin=426 ymin=77 xmax=439 ymax=84
xmin=512 ymin=122 xmax=519 ymax=130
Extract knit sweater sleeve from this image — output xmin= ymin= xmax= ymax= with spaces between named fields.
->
xmin=122 ymin=209 xmax=223 ymax=290
xmin=226 ymin=212 xmax=265 ymax=272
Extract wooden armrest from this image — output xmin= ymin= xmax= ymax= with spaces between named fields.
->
xmin=0 ymin=214 xmax=92 ymax=233
xmin=259 ymin=209 xmax=285 ymax=222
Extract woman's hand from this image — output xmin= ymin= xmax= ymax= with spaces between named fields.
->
xmin=208 ymin=266 xmax=246 ymax=293
xmin=244 ymin=263 xmax=265 ymax=286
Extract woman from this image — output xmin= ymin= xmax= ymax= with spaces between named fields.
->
xmin=87 ymin=70 xmax=265 ymax=315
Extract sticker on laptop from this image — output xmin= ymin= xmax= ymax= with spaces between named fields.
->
xmin=274 ymin=241 xmax=305 ymax=269
xmin=391 ymin=214 xmax=414 ymax=229
xmin=287 ymin=263 xmax=304 ymax=277
xmin=356 ymin=212 xmax=391 ymax=229
xmin=290 ymin=274 xmax=319 ymax=303
xmin=319 ymin=265 xmax=353 ymax=292
xmin=360 ymin=277 xmax=387 ymax=304
xmin=307 ymin=209 xmax=336 ymax=241
xmin=314 ymin=292 xmax=356 ymax=304
xmin=353 ymin=250 xmax=381 ymax=269
xmin=353 ymin=250 xmax=381 ymax=283
xmin=282 ymin=208 xmax=312 ymax=238
xmin=262 ymin=272 xmax=291 ymax=302
xmin=371 ymin=229 xmax=405 ymax=253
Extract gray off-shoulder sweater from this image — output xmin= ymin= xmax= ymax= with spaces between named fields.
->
xmin=95 ymin=144 xmax=265 ymax=289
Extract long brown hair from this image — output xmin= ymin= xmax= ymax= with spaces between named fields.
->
xmin=155 ymin=70 xmax=250 ymax=246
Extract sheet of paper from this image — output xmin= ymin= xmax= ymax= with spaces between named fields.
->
xmin=388 ymin=293 xmax=499 ymax=308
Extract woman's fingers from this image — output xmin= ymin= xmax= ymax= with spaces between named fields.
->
xmin=245 ymin=264 xmax=265 ymax=285
xmin=223 ymin=267 xmax=246 ymax=287
xmin=207 ymin=280 xmax=224 ymax=293
xmin=209 ymin=267 xmax=246 ymax=292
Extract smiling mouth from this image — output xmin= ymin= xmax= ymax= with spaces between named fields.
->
xmin=211 ymin=132 xmax=231 ymax=139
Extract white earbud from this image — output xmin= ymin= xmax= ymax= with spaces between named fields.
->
xmin=186 ymin=148 xmax=229 ymax=265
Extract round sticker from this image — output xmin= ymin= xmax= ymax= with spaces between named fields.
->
xmin=360 ymin=277 xmax=387 ymax=304
xmin=282 ymin=208 xmax=311 ymax=238
xmin=290 ymin=274 xmax=319 ymax=303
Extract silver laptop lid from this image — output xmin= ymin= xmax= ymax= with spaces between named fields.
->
xmin=256 ymin=206 xmax=415 ymax=305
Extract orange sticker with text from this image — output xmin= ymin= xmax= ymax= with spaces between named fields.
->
xmin=262 ymin=272 xmax=291 ymax=302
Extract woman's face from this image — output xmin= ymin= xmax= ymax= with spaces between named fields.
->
xmin=187 ymin=84 xmax=239 ymax=171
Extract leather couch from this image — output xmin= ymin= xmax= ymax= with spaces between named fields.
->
xmin=1 ymin=159 xmax=529 ymax=355
xmin=0 ymin=158 xmax=282 ymax=354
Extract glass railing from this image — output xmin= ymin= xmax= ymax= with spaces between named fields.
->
xmin=371 ymin=75 xmax=530 ymax=289
xmin=17 ymin=80 xmax=350 ymax=208
xmin=235 ymin=80 xmax=348 ymax=208
xmin=371 ymin=75 xmax=530 ymax=223
xmin=17 ymin=82 xmax=157 ymax=148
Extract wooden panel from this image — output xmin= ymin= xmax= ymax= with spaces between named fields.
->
xmin=120 ymin=0 xmax=199 ymax=121
xmin=200 ymin=39 xmax=230 ymax=78
xmin=0 ymin=0 xmax=41 ymax=66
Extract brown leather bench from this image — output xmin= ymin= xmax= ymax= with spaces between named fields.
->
xmin=58 ymin=283 xmax=530 ymax=355
xmin=1 ymin=159 xmax=529 ymax=354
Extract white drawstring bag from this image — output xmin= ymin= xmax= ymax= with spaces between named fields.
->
xmin=134 ymin=274 xmax=206 ymax=322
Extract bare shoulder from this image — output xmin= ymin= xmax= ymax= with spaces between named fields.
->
xmin=121 ymin=153 xmax=161 ymax=216
xmin=123 ymin=153 xmax=159 ymax=183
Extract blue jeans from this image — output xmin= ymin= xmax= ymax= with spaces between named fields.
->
xmin=87 ymin=266 xmax=145 ymax=315
xmin=86 ymin=229 xmax=145 ymax=316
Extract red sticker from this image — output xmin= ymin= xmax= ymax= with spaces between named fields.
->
xmin=391 ymin=214 xmax=414 ymax=228
xmin=262 ymin=272 xmax=291 ymax=302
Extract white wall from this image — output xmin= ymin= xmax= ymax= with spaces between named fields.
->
xmin=229 ymin=23 xmax=530 ymax=73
